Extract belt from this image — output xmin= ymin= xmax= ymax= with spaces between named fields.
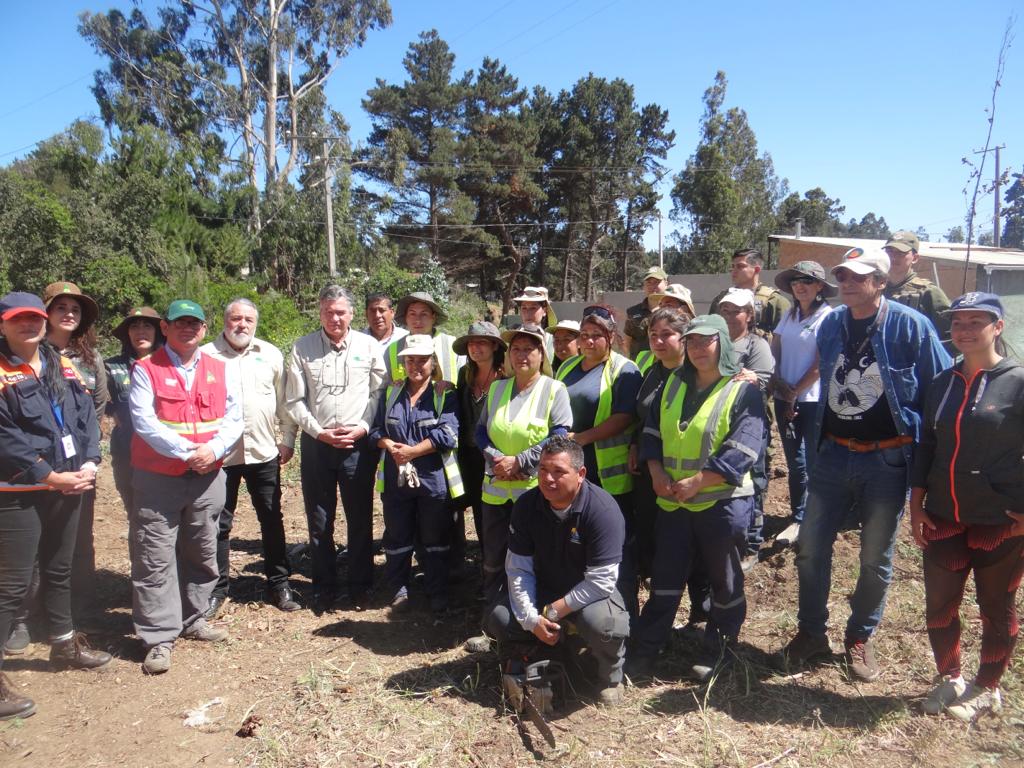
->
xmin=826 ymin=434 xmax=913 ymax=453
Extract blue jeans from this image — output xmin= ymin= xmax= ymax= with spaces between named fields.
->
xmin=774 ymin=399 xmax=817 ymax=523
xmin=796 ymin=440 xmax=907 ymax=640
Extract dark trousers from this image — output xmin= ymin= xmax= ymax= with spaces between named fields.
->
xmin=300 ymin=433 xmax=377 ymax=595
xmin=0 ymin=492 xmax=80 ymax=669
xmin=481 ymin=500 xmax=515 ymax=604
xmin=774 ymin=398 xmax=816 ymax=523
xmin=747 ymin=427 xmax=769 ymax=555
xmin=71 ymin=489 xmax=97 ymax=619
xmin=485 ymin=590 xmax=629 ymax=686
xmin=214 ymin=459 xmax=291 ymax=598
xmin=383 ymin=493 xmax=451 ymax=599
xmin=633 ymin=466 xmax=658 ymax=580
xmin=609 ymin=491 xmax=640 ymax=629
xmin=454 ymin=446 xmax=486 ymax=567
xmin=632 ymin=496 xmax=752 ymax=659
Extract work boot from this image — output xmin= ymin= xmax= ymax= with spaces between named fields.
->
xmin=777 ymin=630 xmax=832 ymax=671
xmin=843 ymin=637 xmax=880 ymax=682
xmin=464 ymin=634 xmax=492 ymax=653
xmin=0 ymin=673 xmax=36 ymax=720
xmin=143 ymin=644 xmax=172 ymax=675
xmin=49 ymin=632 xmax=112 ymax=670
xmin=4 ymin=621 xmax=31 ymax=655
xmin=181 ymin=619 xmax=228 ymax=643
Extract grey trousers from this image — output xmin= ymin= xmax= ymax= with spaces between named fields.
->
xmin=130 ymin=468 xmax=225 ymax=647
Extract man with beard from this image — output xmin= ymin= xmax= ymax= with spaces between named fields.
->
xmin=201 ymin=299 xmax=300 ymax=617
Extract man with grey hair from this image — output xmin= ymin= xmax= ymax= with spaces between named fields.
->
xmin=287 ymin=286 xmax=387 ymax=610
xmin=201 ymin=298 xmax=300 ymax=616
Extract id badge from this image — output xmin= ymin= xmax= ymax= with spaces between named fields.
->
xmin=61 ymin=434 xmax=77 ymax=459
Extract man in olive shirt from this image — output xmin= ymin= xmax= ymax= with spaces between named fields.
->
xmin=625 ymin=266 xmax=668 ymax=358
xmin=709 ymin=249 xmax=791 ymax=339
xmin=287 ymin=285 xmax=387 ymax=610
xmin=883 ymin=230 xmax=951 ymax=346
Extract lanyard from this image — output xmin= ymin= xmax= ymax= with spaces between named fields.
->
xmin=37 ymin=358 xmax=66 ymax=431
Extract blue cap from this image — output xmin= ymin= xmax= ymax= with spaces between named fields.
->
xmin=0 ymin=291 xmax=49 ymax=321
xmin=945 ymin=291 xmax=1004 ymax=319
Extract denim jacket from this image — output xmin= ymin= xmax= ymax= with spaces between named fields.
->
xmin=812 ymin=298 xmax=952 ymax=471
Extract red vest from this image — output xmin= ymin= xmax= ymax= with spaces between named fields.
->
xmin=131 ymin=347 xmax=228 ymax=476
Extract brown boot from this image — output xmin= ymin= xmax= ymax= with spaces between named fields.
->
xmin=49 ymin=632 xmax=112 ymax=671
xmin=0 ymin=673 xmax=36 ymax=720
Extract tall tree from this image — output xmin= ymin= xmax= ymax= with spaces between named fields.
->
xmin=670 ymin=71 xmax=782 ymax=273
xmin=1001 ymin=172 xmax=1024 ymax=249
xmin=776 ymin=187 xmax=847 ymax=237
xmin=845 ymin=212 xmax=891 ymax=239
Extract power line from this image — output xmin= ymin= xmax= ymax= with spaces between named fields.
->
xmin=451 ymin=0 xmax=519 ymax=42
xmin=507 ymin=0 xmax=622 ymax=64
xmin=0 ymin=74 xmax=94 ymax=121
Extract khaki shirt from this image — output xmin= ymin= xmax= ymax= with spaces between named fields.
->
xmin=202 ymin=334 xmax=297 ymax=466
xmin=287 ymin=328 xmax=387 ymax=437
xmin=885 ymin=270 xmax=951 ymax=345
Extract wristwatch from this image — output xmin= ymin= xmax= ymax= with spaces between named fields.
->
xmin=543 ymin=604 xmax=559 ymax=622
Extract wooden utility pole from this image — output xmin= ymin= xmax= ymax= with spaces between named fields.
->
xmin=323 ymin=138 xmax=337 ymax=277
xmin=973 ymin=143 xmax=1006 ymax=247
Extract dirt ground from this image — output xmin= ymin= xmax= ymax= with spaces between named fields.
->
xmin=1 ymin=463 xmax=1022 ymax=768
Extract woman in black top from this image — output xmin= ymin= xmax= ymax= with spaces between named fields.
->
xmin=910 ymin=292 xmax=1024 ymax=722
xmin=0 ymin=292 xmax=111 ymax=721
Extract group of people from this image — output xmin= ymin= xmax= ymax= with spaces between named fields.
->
xmin=0 ymin=228 xmax=1020 ymax=723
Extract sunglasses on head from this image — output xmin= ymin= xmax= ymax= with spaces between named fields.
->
xmin=582 ymin=305 xmax=613 ymax=320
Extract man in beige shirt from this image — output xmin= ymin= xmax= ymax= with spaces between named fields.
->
xmin=201 ymin=298 xmax=299 ymax=616
xmin=287 ymin=285 xmax=387 ymax=610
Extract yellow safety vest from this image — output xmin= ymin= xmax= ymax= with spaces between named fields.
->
xmin=655 ymin=374 xmax=753 ymax=512
xmin=375 ymin=383 xmax=465 ymax=498
xmin=480 ymin=376 xmax=562 ymax=505
xmin=635 ymin=350 xmax=656 ymax=375
xmin=556 ymin=352 xmax=635 ymax=495
xmin=386 ymin=332 xmax=461 ymax=384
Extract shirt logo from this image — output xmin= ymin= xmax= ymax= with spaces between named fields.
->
xmin=206 ymin=372 xmax=217 ymax=383
xmin=569 ymin=527 xmax=581 ymax=544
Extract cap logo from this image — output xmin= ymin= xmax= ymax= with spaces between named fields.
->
xmin=63 ymin=284 xmax=72 ymax=292
xmin=846 ymin=248 xmax=864 ymax=260
xmin=959 ymin=292 xmax=980 ymax=306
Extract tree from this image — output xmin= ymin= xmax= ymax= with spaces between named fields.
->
xmin=670 ymin=71 xmax=782 ymax=273
xmin=776 ymin=187 xmax=846 ymax=237
xmin=845 ymin=212 xmax=891 ymax=239
xmin=1001 ymin=172 xmax=1024 ymax=249
xmin=946 ymin=225 xmax=965 ymax=243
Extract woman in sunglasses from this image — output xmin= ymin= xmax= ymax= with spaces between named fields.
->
xmin=768 ymin=261 xmax=835 ymax=547
xmin=371 ymin=335 xmax=462 ymax=618
xmin=556 ymin=305 xmax=643 ymax=622
xmin=910 ymin=292 xmax=1024 ymax=721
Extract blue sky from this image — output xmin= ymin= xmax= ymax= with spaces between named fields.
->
xmin=2 ymin=0 xmax=1021 ymax=245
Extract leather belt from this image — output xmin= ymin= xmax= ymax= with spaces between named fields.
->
xmin=826 ymin=434 xmax=913 ymax=453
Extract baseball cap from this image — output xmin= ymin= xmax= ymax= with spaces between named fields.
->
xmin=548 ymin=319 xmax=581 ymax=336
xmin=512 ymin=286 xmax=550 ymax=304
xmin=945 ymin=291 xmax=1004 ymax=319
xmin=832 ymin=247 xmax=890 ymax=277
xmin=0 ymin=291 xmax=49 ymax=321
xmin=884 ymin=231 xmax=921 ymax=253
xmin=718 ymin=287 xmax=756 ymax=308
xmin=397 ymin=334 xmax=436 ymax=357
xmin=684 ymin=314 xmax=729 ymax=337
xmin=643 ymin=266 xmax=668 ymax=282
xmin=166 ymin=300 xmax=207 ymax=322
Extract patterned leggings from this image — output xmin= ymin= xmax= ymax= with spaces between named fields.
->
xmin=924 ymin=518 xmax=1024 ymax=689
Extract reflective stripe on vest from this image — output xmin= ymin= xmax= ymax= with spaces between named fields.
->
xmin=657 ymin=375 xmax=753 ymax=512
xmin=555 ymin=352 xmax=635 ymax=495
xmin=480 ymin=376 xmax=559 ymax=504
xmin=375 ymin=383 xmax=464 ymax=498
xmin=635 ymin=349 xmax=656 ymax=375
xmin=387 ymin=333 xmax=461 ymax=384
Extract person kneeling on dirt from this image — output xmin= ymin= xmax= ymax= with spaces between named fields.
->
xmin=483 ymin=435 xmax=629 ymax=707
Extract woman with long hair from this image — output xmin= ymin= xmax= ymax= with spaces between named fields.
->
xmin=0 ymin=292 xmax=111 ymax=720
xmin=910 ymin=292 xmax=1024 ymax=721
xmin=768 ymin=262 xmax=835 ymax=547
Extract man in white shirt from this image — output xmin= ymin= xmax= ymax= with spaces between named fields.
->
xmin=201 ymin=298 xmax=300 ymax=617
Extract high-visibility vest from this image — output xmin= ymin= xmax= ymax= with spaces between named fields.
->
xmin=635 ymin=350 xmax=656 ymax=375
xmin=130 ymin=347 xmax=227 ymax=476
xmin=386 ymin=332 xmax=461 ymax=384
xmin=654 ymin=374 xmax=753 ymax=512
xmin=374 ymin=383 xmax=464 ymax=498
xmin=556 ymin=352 xmax=635 ymax=495
xmin=480 ymin=376 xmax=562 ymax=504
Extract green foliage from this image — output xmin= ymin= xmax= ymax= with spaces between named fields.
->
xmin=946 ymin=225 xmax=966 ymax=243
xmin=776 ymin=188 xmax=847 ymax=237
xmin=1001 ymin=172 xmax=1024 ymax=249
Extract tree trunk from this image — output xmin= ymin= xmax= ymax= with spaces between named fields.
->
xmin=561 ymin=218 xmax=576 ymax=300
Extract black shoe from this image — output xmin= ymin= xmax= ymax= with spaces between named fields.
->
xmin=624 ymin=654 xmax=655 ymax=684
xmin=312 ymin=590 xmax=338 ymax=614
xmin=4 ymin=622 xmax=31 ymax=655
xmin=49 ymin=632 xmax=112 ymax=671
xmin=344 ymin=589 xmax=371 ymax=612
xmin=0 ymin=673 xmax=36 ymax=720
xmin=203 ymin=594 xmax=227 ymax=620
xmin=267 ymin=585 xmax=301 ymax=613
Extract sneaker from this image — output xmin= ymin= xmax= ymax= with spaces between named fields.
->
xmin=0 ymin=673 xmax=36 ymax=720
xmin=740 ymin=553 xmax=758 ymax=574
xmin=777 ymin=522 xmax=801 ymax=547
xmin=181 ymin=619 xmax=228 ymax=643
xmin=597 ymin=683 xmax=624 ymax=707
xmin=923 ymin=675 xmax=967 ymax=715
xmin=463 ymin=634 xmax=492 ymax=653
xmin=143 ymin=644 xmax=172 ymax=675
xmin=49 ymin=632 xmax=112 ymax=670
xmin=777 ymin=630 xmax=832 ymax=670
xmin=4 ymin=622 xmax=31 ymax=655
xmin=844 ymin=637 xmax=880 ymax=682
xmin=947 ymin=684 xmax=1002 ymax=723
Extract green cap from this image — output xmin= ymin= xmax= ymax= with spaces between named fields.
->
xmin=684 ymin=314 xmax=729 ymax=337
xmin=166 ymin=300 xmax=206 ymax=322
xmin=682 ymin=314 xmax=739 ymax=378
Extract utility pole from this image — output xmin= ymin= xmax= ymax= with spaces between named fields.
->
xmin=973 ymin=143 xmax=1006 ymax=247
xmin=322 ymin=138 xmax=337 ymax=277
xmin=657 ymin=211 xmax=664 ymax=270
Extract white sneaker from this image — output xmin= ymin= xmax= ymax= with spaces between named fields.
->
xmin=777 ymin=522 xmax=801 ymax=546
xmin=946 ymin=683 xmax=1002 ymax=722
xmin=922 ymin=675 xmax=966 ymax=714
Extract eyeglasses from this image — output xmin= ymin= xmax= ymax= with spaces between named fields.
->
xmin=172 ymin=318 xmax=206 ymax=329
xmin=582 ymin=306 xmax=613 ymax=320
xmin=834 ymin=271 xmax=871 ymax=284
xmin=790 ymin=276 xmax=819 ymax=286
xmin=685 ymin=334 xmax=718 ymax=348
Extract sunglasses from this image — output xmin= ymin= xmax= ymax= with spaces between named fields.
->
xmin=790 ymin=276 xmax=819 ymax=286
xmin=582 ymin=305 xmax=613 ymax=321
xmin=833 ymin=270 xmax=871 ymax=284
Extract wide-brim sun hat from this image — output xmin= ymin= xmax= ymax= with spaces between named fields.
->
xmin=42 ymin=281 xmax=99 ymax=333
xmin=453 ymin=321 xmax=507 ymax=355
xmin=775 ymin=260 xmax=837 ymax=298
xmin=651 ymin=284 xmax=696 ymax=315
xmin=396 ymin=292 xmax=447 ymax=325
xmin=500 ymin=323 xmax=548 ymax=348
xmin=113 ymin=306 xmax=162 ymax=344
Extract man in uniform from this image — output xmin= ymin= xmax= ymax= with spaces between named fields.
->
xmin=201 ymin=298 xmax=300 ymax=617
xmin=883 ymin=230 xmax=951 ymax=346
xmin=709 ymin=249 xmax=791 ymax=338
xmin=129 ymin=300 xmax=243 ymax=674
xmin=625 ymin=267 xmax=669 ymax=358
xmin=362 ymin=292 xmax=408 ymax=349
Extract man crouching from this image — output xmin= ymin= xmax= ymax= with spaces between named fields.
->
xmin=484 ymin=435 xmax=629 ymax=706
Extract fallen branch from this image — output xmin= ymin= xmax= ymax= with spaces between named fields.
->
xmin=751 ymin=746 xmax=797 ymax=768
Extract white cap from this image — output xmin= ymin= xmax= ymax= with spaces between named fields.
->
xmin=719 ymin=287 xmax=755 ymax=308
xmin=397 ymin=334 xmax=435 ymax=357
xmin=832 ymin=247 xmax=890 ymax=276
